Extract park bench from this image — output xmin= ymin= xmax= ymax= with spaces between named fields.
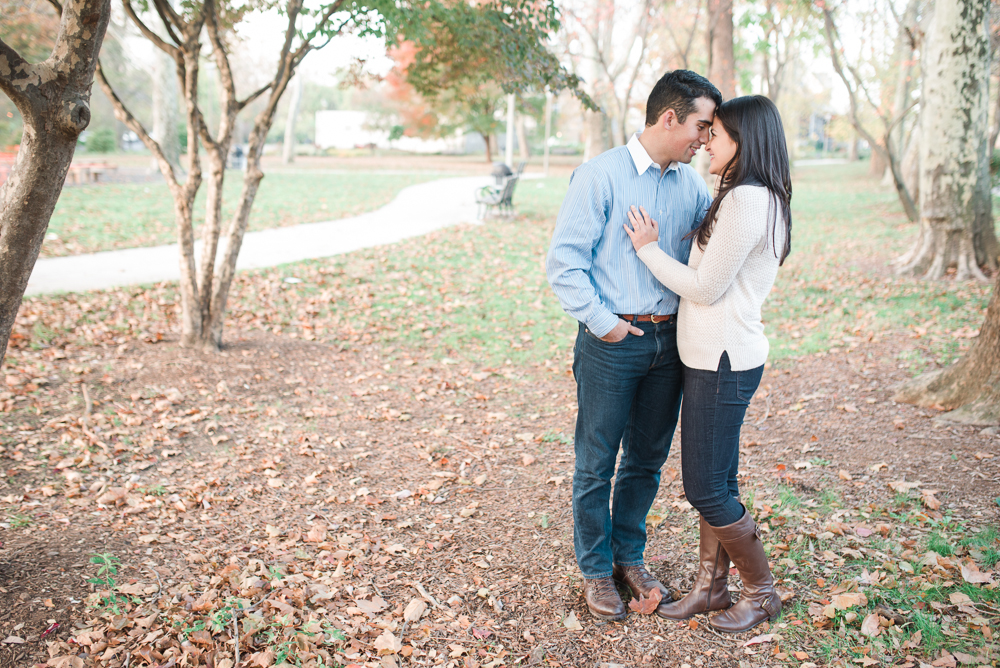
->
xmin=66 ymin=162 xmax=118 ymax=185
xmin=477 ymin=161 xmax=526 ymax=219
xmin=476 ymin=173 xmax=520 ymax=219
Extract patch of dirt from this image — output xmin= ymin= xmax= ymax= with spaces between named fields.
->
xmin=0 ymin=527 xmax=129 ymax=668
xmin=0 ymin=327 xmax=997 ymax=667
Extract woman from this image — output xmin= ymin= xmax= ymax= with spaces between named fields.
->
xmin=623 ymin=95 xmax=791 ymax=634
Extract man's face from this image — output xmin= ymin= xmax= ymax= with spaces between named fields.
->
xmin=662 ymin=97 xmax=716 ymax=164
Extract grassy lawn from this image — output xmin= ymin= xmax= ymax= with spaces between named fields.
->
xmin=41 ymin=170 xmax=441 ymax=257
xmin=216 ymin=162 xmax=991 ymax=372
xmin=21 ymin=163 xmax=993 ymax=374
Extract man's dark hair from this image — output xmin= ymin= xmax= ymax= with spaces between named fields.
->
xmin=645 ymin=70 xmax=722 ymax=127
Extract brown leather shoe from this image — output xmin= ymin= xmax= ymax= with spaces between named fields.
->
xmin=656 ymin=515 xmax=732 ymax=620
xmin=612 ymin=563 xmax=672 ymax=603
xmin=707 ymin=508 xmax=781 ymax=633
xmin=583 ymin=577 xmax=627 ymax=621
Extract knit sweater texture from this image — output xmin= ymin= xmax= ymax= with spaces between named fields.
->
xmin=635 ymin=184 xmax=783 ymax=372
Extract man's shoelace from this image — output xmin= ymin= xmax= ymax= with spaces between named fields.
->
xmin=591 ymin=578 xmax=618 ymax=597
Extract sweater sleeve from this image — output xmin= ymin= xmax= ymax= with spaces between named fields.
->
xmin=635 ymin=188 xmax=768 ymax=306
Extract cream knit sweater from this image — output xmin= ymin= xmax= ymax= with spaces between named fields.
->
xmin=636 ymin=185 xmax=783 ymax=372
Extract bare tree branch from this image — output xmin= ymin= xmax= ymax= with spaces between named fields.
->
xmin=45 ymin=0 xmax=63 ymax=14
xmin=121 ymin=0 xmax=179 ymax=55
xmin=237 ymin=83 xmax=272 ymax=111
xmin=151 ymin=0 xmax=184 ymax=45
xmin=0 ymin=39 xmax=31 ymax=107
xmin=822 ymin=6 xmax=919 ymax=222
xmin=95 ymin=59 xmax=182 ymax=190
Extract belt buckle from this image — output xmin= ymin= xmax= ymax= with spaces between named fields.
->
xmin=652 ymin=314 xmax=669 ymax=324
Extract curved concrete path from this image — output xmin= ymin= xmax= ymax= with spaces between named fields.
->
xmin=25 ymin=174 xmax=493 ymax=296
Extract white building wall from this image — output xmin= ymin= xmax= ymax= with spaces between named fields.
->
xmin=314 ymin=110 xmax=470 ymax=154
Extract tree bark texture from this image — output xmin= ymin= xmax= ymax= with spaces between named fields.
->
xmin=706 ymin=0 xmax=735 ymax=99
xmin=151 ymin=43 xmax=180 ymax=172
xmin=516 ymin=111 xmax=529 ymax=161
xmin=901 ymin=126 xmax=920 ymax=203
xmin=896 ymin=0 xmax=997 ymax=281
xmin=0 ymin=0 xmax=111 ymax=364
xmin=282 ymin=73 xmax=303 ymax=164
xmin=894 ymin=271 xmax=1000 ymax=423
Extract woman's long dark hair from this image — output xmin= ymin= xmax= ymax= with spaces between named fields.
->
xmin=690 ymin=95 xmax=792 ymax=265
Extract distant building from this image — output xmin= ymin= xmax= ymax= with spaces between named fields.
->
xmin=314 ymin=110 xmax=481 ymax=154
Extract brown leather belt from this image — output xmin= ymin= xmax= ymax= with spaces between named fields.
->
xmin=617 ymin=314 xmax=675 ymax=324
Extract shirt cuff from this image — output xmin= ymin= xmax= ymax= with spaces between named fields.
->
xmin=588 ymin=309 xmax=620 ymax=339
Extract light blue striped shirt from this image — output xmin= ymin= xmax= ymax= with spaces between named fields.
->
xmin=547 ymin=133 xmax=712 ymax=338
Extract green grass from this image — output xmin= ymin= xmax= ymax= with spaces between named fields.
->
xmin=42 ymin=170 xmax=440 ymax=257
xmin=927 ymin=531 xmax=956 ymax=556
xmin=764 ymin=164 xmax=993 ymax=366
xmin=13 ymin=163 xmax=996 ymax=376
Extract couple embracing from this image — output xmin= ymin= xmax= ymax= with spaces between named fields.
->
xmin=546 ymin=70 xmax=792 ymax=633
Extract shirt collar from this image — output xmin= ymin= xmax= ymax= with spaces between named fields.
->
xmin=627 ymin=132 xmax=678 ymax=176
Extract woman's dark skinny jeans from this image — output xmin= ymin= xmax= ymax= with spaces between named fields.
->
xmin=681 ymin=351 xmax=764 ymax=528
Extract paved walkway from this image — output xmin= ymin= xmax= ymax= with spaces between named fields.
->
xmin=26 ymin=175 xmax=493 ymax=296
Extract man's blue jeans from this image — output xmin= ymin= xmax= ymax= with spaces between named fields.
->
xmin=572 ymin=320 xmax=683 ymax=579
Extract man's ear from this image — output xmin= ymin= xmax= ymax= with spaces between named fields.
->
xmin=661 ymin=109 xmax=676 ymax=130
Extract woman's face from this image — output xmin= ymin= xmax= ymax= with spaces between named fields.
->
xmin=706 ymin=118 xmax=738 ymax=176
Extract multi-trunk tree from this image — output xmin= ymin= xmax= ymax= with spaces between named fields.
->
xmin=100 ymin=0 xmax=581 ymax=351
xmin=894 ymin=0 xmax=1000 ymax=423
xmin=0 ymin=0 xmax=112 ymax=363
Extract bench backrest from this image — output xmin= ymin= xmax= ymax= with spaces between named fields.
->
xmin=501 ymin=175 xmax=519 ymax=204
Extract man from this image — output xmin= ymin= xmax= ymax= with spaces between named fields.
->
xmin=546 ymin=70 xmax=721 ymax=621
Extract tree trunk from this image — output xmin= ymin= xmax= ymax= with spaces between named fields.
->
xmin=98 ymin=0 xmax=316 ymax=351
xmin=206 ymin=59 xmax=299 ymax=349
xmin=151 ymin=48 xmax=181 ymax=173
xmin=282 ymin=73 xmax=303 ymax=164
xmin=990 ymin=62 xmax=1000 ymax=151
xmin=174 ymin=48 xmax=207 ymax=347
xmin=900 ymin=125 xmax=920 ymax=204
xmin=0 ymin=0 xmax=111 ymax=363
xmin=896 ymin=0 xmax=996 ymax=281
xmin=888 ymin=0 xmax=920 ymax=165
xmin=894 ymin=271 xmax=1000 ymax=423
xmin=869 ymin=143 xmax=888 ymax=177
xmin=848 ymin=132 xmax=859 ymax=161
xmin=542 ymin=90 xmax=552 ymax=177
xmin=581 ymin=0 xmax=606 ymax=161
xmin=504 ymin=93 xmax=515 ymax=167
xmin=706 ymin=0 xmax=735 ymax=99
xmin=516 ymin=111 xmax=529 ymax=161
xmin=583 ymin=109 xmax=606 ymax=161
xmin=483 ymin=133 xmax=492 ymax=163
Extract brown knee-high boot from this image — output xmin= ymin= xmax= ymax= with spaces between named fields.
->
xmin=656 ymin=515 xmax=732 ymax=620
xmin=707 ymin=508 xmax=781 ymax=633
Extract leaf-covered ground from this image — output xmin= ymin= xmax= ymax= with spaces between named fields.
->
xmin=1 ymin=162 xmax=998 ymax=668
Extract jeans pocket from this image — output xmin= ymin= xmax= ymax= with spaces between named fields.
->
xmin=585 ymin=328 xmax=627 ymax=345
xmin=736 ymin=365 xmax=764 ymax=403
